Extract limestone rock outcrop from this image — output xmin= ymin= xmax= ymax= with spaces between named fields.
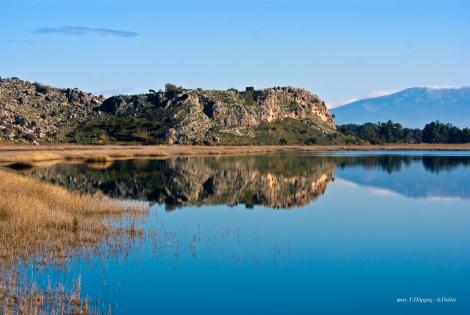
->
xmin=0 ymin=77 xmax=103 ymax=143
xmin=98 ymin=86 xmax=336 ymax=144
xmin=0 ymin=78 xmax=338 ymax=144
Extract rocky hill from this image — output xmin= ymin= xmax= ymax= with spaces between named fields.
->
xmin=0 ymin=77 xmax=104 ymax=143
xmin=0 ymin=78 xmax=344 ymax=145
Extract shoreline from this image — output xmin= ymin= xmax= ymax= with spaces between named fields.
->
xmin=1 ymin=144 xmax=470 ymax=165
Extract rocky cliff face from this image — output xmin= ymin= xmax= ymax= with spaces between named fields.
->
xmin=0 ymin=77 xmax=103 ymax=143
xmin=97 ymin=87 xmax=336 ymax=144
xmin=0 ymin=78 xmax=339 ymax=144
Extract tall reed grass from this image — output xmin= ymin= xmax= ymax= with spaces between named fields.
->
xmin=0 ymin=169 xmax=147 ymax=313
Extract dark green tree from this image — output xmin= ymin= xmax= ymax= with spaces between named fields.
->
xmin=165 ymin=83 xmax=178 ymax=93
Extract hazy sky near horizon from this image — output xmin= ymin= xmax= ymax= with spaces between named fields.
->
xmin=1 ymin=0 xmax=469 ymax=107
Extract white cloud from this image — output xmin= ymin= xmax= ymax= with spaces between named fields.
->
xmin=32 ymin=26 xmax=139 ymax=38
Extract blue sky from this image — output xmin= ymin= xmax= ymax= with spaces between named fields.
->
xmin=1 ymin=0 xmax=469 ymax=107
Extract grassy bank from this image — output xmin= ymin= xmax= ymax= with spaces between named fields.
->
xmin=0 ymin=169 xmax=147 ymax=312
xmin=0 ymin=169 xmax=145 ymax=265
xmin=0 ymin=144 xmax=470 ymax=166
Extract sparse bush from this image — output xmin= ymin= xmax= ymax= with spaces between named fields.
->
xmin=165 ymin=83 xmax=178 ymax=93
xmin=34 ymin=83 xmax=49 ymax=94
xmin=304 ymin=137 xmax=316 ymax=144
xmin=288 ymin=101 xmax=299 ymax=111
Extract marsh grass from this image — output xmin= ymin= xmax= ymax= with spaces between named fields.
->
xmin=0 ymin=271 xmax=100 ymax=315
xmin=0 ymin=169 xmax=147 ymax=313
xmin=1 ymin=144 xmax=470 ymax=166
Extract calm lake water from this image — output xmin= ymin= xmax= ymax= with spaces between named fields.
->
xmin=14 ymin=152 xmax=470 ymax=314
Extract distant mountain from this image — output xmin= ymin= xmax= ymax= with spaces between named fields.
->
xmin=332 ymin=87 xmax=470 ymax=128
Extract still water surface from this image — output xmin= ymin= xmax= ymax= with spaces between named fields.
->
xmin=16 ymin=152 xmax=470 ymax=314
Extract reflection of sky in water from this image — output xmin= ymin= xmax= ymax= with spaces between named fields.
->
xmin=18 ymin=153 xmax=470 ymax=314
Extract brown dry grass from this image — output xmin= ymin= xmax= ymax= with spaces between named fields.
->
xmin=0 ymin=169 xmax=147 ymax=313
xmin=0 ymin=143 xmax=469 ymax=166
xmin=0 ymin=169 xmax=144 ymax=265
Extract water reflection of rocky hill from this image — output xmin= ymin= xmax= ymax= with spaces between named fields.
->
xmin=20 ymin=154 xmax=470 ymax=208
xmin=23 ymin=156 xmax=336 ymax=209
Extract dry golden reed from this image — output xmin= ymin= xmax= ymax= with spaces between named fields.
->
xmin=0 ymin=169 xmax=147 ymax=313
xmin=1 ymin=144 xmax=470 ymax=166
xmin=0 ymin=169 xmax=145 ymax=265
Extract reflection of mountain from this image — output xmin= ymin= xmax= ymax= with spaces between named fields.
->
xmin=23 ymin=156 xmax=336 ymax=209
xmin=334 ymin=155 xmax=470 ymax=200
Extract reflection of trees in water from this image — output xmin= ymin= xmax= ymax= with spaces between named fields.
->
xmin=335 ymin=155 xmax=416 ymax=174
xmin=422 ymin=156 xmax=470 ymax=173
xmin=334 ymin=155 xmax=470 ymax=174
